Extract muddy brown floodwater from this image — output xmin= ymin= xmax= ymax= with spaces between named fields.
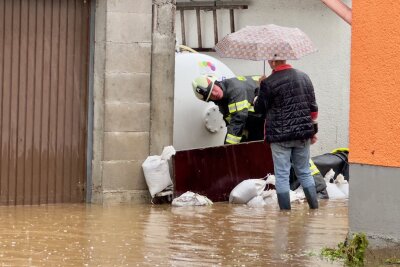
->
xmin=0 ymin=200 xmax=350 ymax=266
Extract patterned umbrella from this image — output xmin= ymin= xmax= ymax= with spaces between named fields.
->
xmin=215 ymin=24 xmax=317 ymax=61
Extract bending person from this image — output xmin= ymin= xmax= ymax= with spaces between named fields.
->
xmin=192 ymin=75 xmax=264 ymax=144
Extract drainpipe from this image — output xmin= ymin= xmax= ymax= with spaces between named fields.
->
xmin=320 ymin=0 xmax=352 ymax=25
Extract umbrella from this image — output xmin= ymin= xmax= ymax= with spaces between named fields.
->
xmin=215 ymin=24 xmax=317 ymax=74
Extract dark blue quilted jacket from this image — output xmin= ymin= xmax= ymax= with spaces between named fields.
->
xmin=254 ymin=68 xmax=318 ymax=143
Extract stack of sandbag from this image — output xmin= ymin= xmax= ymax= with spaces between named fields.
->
xmin=229 ymin=175 xmax=306 ymax=208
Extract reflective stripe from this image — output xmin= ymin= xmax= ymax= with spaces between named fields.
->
xmin=228 ymin=100 xmax=249 ymax=113
xmin=228 ymin=100 xmax=256 ymax=113
xmin=225 ymin=115 xmax=231 ymax=123
xmin=226 ymin=134 xmax=242 ymax=144
xmin=309 ymin=159 xmax=320 ymax=175
xmin=236 ymin=76 xmax=246 ymax=81
xmin=331 ymin=147 xmax=349 ymax=154
xmin=251 ymin=75 xmax=261 ymax=81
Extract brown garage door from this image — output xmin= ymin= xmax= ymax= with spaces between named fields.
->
xmin=0 ymin=0 xmax=90 ymax=205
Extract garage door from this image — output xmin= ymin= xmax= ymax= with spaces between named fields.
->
xmin=0 ymin=0 xmax=90 ymax=205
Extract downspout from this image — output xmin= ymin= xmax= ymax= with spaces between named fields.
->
xmin=321 ymin=0 xmax=352 ymax=25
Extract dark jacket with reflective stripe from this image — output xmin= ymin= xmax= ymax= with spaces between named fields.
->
xmin=254 ymin=69 xmax=318 ymax=143
xmin=214 ymin=76 xmax=261 ymax=144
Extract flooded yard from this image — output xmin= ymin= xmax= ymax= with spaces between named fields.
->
xmin=0 ymin=199 xmax=351 ymax=266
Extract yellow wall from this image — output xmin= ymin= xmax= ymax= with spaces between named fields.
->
xmin=350 ymin=1 xmax=400 ymax=167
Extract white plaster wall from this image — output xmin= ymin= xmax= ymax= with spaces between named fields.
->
xmin=176 ymin=0 xmax=351 ymax=156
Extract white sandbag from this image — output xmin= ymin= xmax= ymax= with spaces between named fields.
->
xmin=265 ymin=174 xmax=276 ymax=185
xmin=326 ymin=183 xmax=346 ymax=199
xmin=264 ymin=197 xmax=278 ymax=206
xmin=334 ymin=174 xmax=349 ymax=198
xmin=336 ymin=183 xmax=349 ymax=197
xmin=262 ymin=190 xmax=277 ymax=205
xmin=335 ymin=173 xmax=346 ymax=184
xmin=229 ymin=179 xmax=267 ymax=204
xmin=261 ymin=189 xmax=276 ymax=199
xmin=247 ymin=196 xmax=266 ymax=207
xmin=290 ymin=190 xmax=305 ymax=203
xmin=142 ymin=146 xmax=176 ymax=198
xmin=160 ymin=146 xmax=176 ymax=160
xmin=172 ymin=191 xmax=213 ymax=207
xmin=293 ymin=186 xmax=306 ymax=200
xmin=324 ymin=168 xmax=335 ymax=183
xmin=142 ymin=155 xmax=172 ymax=198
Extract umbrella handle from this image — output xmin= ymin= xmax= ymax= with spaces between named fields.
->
xmin=263 ymin=60 xmax=266 ymax=76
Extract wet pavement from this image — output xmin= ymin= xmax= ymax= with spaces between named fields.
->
xmin=0 ymin=200 xmax=349 ymax=266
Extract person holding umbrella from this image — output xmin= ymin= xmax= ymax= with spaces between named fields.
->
xmin=254 ymin=59 xmax=319 ymax=210
xmin=216 ymin=24 xmax=319 ymax=210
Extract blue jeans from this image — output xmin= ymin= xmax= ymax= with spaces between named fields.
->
xmin=270 ymin=139 xmax=315 ymax=194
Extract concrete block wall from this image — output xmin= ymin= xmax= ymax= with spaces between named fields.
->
xmin=92 ymin=0 xmax=153 ymax=203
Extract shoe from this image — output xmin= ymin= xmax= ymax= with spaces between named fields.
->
xmin=277 ymin=192 xmax=291 ymax=210
xmin=303 ymin=186 xmax=319 ymax=209
xmin=317 ymin=188 xmax=329 ymax=199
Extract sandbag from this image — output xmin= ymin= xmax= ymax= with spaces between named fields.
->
xmin=142 ymin=146 xmax=176 ymax=198
xmin=172 ymin=191 xmax=213 ymax=207
xmin=326 ymin=183 xmax=347 ymax=199
xmin=229 ymin=179 xmax=267 ymax=204
xmin=336 ymin=183 xmax=349 ymax=197
xmin=247 ymin=196 xmax=266 ymax=207
xmin=262 ymin=189 xmax=277 ymax=205
xmin=335 ymin=174 xmax=349 ymax=197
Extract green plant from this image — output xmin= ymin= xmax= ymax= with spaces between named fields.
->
xmin=320 ymin=233 xmax=369 ymax=266
xmin=385 ymin=257 xmax=400 ymax=265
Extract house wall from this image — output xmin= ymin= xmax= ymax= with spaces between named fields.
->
xmin=349 ymin=0 xmax=400 ymax=247
xmin=176 ymin=0 xmax=352 ymax=156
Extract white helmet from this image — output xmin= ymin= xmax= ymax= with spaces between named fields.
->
xmin=192 ymin=75 xmax=217 ymax=102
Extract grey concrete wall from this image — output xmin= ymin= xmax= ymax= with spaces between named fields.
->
xmin=91 ymin=0 xmax=107 ymax=203
xmin=349 ymin=164 xmax=400 ymax=248
xmin=92 ymin=0 xmax=154 ymax=203
xmin=150 ymin=0 xmax=176 ymax=155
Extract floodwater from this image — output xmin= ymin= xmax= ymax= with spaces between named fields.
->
xmin=0 ymin=200 xmax=349 ymax=266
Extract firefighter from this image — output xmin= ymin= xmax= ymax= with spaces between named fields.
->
xmin=192 ymin=75 xmax=264 ymax=144
xmin=290 ymin=159 xmax=329 ymax=199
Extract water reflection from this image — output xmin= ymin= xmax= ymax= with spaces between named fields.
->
xmin=0 ymin=200 xmax=349 ymax=266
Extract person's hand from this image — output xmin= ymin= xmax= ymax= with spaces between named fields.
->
xmin=311 ymin=135 xmax=318 ymax=145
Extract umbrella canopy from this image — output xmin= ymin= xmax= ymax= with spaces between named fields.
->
xmin=215 ymin=24 xmax=317 ymax=61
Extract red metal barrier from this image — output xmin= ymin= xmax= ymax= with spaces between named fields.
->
xmin=173 ymin=141 xmax=274 ymax=202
